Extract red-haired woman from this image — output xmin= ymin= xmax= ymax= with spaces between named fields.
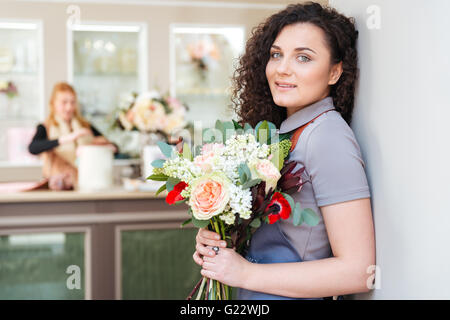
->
xmin=29 ymin=82 xmax=117 ymax=190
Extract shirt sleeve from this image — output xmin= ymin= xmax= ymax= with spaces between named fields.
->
xmin=28 ymin=124 xmax=59 ymax=155
xmin=90 ymin=124 xmax=102 ymax=137
xmin=305 ymin=119 xmax=371 ymax=207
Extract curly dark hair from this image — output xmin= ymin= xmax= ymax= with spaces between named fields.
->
xmin=231 ymin=2 xmax=359 ymax=128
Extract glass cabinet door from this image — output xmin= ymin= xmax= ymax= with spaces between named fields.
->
xmin=170 ymin=25 xmax=245 ymax=128
xmin=0 ymin=20 xmax=43 ymax=164
xmin=68 ymin=23 xmax=147 ymax=153
xmin=120 ymin=227 xmax=200 ymax=299
xmin=0 ymin=230 xmax=87 ymax=300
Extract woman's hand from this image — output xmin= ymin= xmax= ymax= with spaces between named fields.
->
xmin=193 ymin=228 xmax=227 ymax=266
xmin=201 ymin=247 xmax=252 ymax=288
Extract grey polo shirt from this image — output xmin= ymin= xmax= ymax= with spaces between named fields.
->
xmin=278 ymin=96 xmax=371 ymax=261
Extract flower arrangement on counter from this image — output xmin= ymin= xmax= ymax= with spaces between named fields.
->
xmin=0 ymin=81 xmax=18 ymax=99
xmin=148 ymin=120 xmax=320 ymax=300
xmin=113 ymin=90 xmax=191 ymax=143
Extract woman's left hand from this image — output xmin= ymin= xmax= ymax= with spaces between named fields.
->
xmin=200 ymin=247 xmax=252 ymax=288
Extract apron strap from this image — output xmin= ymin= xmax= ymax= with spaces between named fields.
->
xmin=289 ymin=109 xmax=335 ymax=152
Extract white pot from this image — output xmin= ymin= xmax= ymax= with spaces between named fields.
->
xmin=77 ymin=145 xmax=114 ymax=191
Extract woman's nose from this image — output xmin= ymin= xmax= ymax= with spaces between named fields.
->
xmin=276 ymin=57 xmax=292 ymax=75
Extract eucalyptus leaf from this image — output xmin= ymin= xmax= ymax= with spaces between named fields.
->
xmin=151 ymin=159 xmax=165 ymax=168
xmin=302 ymin=208 xmax=320 ymax=226
xmin=291 ymin=202 xmax=300 ymax=226
xmin=281 ymin=193 xmax=295 ymax=212
xmin=250 ymin=218 xmax=261 ymax=228
xmin=166 ymin=177 xmax=181 ymax=192
xmin=191 ymin=216 xmax=211 ymax=228
xmin=222 ymin=121 xmax=236 ymax=142
xmin=156 ymin=141 xmax=175 ymax=158
xmin=238 ymin=163 xmax=251 ymax=185
xmin=244 ymin=123 xmax=254 ymax=135
xmin=242 ymin=178 xmax=262 ymax=189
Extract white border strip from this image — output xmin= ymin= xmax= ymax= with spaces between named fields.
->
xmin=18 ymin=0 xmax=286 ymax=10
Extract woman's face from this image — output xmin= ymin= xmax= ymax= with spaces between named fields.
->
xmin=53 ymin=91 xmax=77 ymax=122
xmin=265 ymin=22 xmax=342 ymax=116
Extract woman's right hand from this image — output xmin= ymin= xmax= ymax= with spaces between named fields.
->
xmin=193 ymin=228 xmax=228 ymax=266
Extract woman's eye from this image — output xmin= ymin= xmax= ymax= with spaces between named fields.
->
xmin=297 ymin=55 xmax=311 ymax=62
xmin=270 ymin=52 xmax=281 ymax=59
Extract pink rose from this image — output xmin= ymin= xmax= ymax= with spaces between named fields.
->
xmin=193 ymin=143 xmax=224 ymax=173
xmin=249 ymin=159 xmax=281 ymax=194
xmin=189 ymin=173 xmax=230 ymax=220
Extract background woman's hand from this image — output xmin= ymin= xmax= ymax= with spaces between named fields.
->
xmin=192 ymin=228 xmax=227 ymax=267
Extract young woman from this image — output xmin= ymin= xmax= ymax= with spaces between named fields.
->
xmin=29 ymin=82 xmax=117 ymax=190
xmin=192 ymin=3 xmax=375 ymax=299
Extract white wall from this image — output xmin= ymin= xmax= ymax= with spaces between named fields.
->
xmin=329 ymin=0 xmax=450 ymax=299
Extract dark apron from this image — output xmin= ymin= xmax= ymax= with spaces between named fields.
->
xmin=237 ymin=221 xmax=342 ymax=300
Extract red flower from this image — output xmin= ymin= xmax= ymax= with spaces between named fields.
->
xmin=265 ymin=192 xmax=291 ymax=224
xmin=166 ymin=181 xmax=188 ymax=205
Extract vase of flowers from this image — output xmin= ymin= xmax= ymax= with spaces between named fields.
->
xmin=114 ymin=90 xmax=190 ymax=181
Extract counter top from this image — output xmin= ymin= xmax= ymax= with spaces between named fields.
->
xmin=0 ymin=187 xmax=166 ymax=203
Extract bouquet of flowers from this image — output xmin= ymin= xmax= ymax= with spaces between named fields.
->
xmin=114 ymin=90 xmax=189 ymax=141
xmin=148 ymin=120 xmax=319 ymax=300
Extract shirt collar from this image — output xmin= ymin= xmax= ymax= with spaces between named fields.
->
xmin=279 ymin=96 xmax=335 ymax=134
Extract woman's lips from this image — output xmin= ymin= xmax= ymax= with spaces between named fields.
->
xmin=275 ymin=81 xmax=297 ymax=91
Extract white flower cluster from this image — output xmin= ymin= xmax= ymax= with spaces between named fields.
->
xmin=213 ymin=134 xmax=270 ymax=185
xmin=162 ymin=155 xmax=201 ymax=186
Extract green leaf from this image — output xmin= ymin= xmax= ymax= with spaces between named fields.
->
xmin=222 ymin=121 xmax=236 ymax=142
xmin=181 ymin=218 xmax=192 ymax=227
xmin=166 ymin=177 xmax=181 ymax=192
xmin=255 ymin=120 xmax=269 ymax=144
xmin=156 ymin=141 xmax=175 ymax=158
xmin=302 ymin=208 xmax=320 ymax=226
xmin=293 ymin=202 xmax=302 ymax=226
xmin=242 ymin=178 xmax=262 ymax=189
xmin=281 ymin=193 xmax=295 ymax=212
xmin=249 ymin=218 xmax=261 ymax=228
xmin=147 ymin=173 xmax=169 ymax=181
xmin=155 ymin=183 xmax=167 ymax=196
xmin=151 ymin=159 xmax=165 ymax=168
xmin=232 ymin=119 xmax=243 ymax=130
xmin=182 ymin=142 xmax=192 ymax=160
xmin=202 ymin=127 xmax=222 ymax=144
xmin=243 ymin=123 xmax=254 ymax=135
xmin=237 ymin=163 xmax=251 ymax=185
xmin=270 ymin=147 xmax=284 ymax=171
xmin=191 ymin=216 xmax=211 ymax=228
xmin=175 ymin=198 xmax=188 ymax=205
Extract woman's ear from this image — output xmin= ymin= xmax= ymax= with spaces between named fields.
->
xmin=328 ymin=61 xmax=343 ymax=85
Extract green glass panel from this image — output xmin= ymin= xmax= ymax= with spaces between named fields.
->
xmin=0 ymin=232 xmax=85 ymax=300
xmin=121 ymin=227 xmax=201 ymax=299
